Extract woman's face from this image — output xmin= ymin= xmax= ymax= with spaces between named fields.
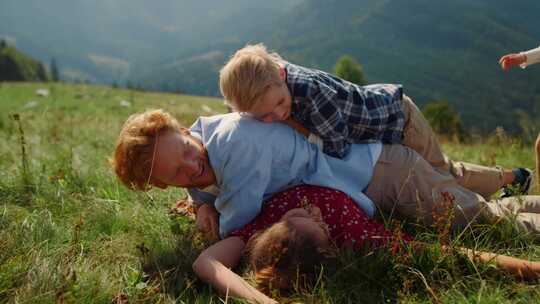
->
xmin=281 ymin=206 xmax=331 ymax=249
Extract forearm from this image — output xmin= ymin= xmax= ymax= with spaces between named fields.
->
xmin=194 ymin=255 xmax=275 ymax=303
xmin=192 ymin=237 xmax=277 ymax=304
xmin=457 ymin=247 xmax=540 ymax=280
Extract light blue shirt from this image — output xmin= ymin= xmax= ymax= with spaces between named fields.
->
xmin=188 ymin=113 xmax=381 ymax=237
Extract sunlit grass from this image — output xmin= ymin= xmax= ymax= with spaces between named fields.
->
xmin=1 ymin=82 xmax=539 ymax=303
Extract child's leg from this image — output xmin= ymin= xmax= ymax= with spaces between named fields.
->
xmin=482 ymin=196 xmax=540 ymax=235
xmin=445 ymin=160 xmax=506 ymax=199
xmin=365 ymin=144 xmax=488 ymax=230
xmin=365 ymin=144 xmax=540 ymax=235
xmin=400 ymin=95 xmax=446 ymax=167
xmin=400 ymin=95 xmax=505 ymax=197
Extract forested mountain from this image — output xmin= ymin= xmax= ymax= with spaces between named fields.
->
xmin=0 ymin=0 xmax=297 ymax=83
xmin=1 ymin=0 xmax=539 ymax=131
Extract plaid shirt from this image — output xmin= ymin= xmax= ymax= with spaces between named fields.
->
xmin=286 ymin=62 xmax=405 ymax=158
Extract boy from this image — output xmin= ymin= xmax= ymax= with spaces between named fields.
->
xmin=219 ymin=43 xmax=532 ymax=197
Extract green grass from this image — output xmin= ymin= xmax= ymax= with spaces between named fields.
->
xmin=1 ymin=82 xmax=539 ymax=303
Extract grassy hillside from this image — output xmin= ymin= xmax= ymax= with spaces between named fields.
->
xmin=0 ymin=45 xmax=48 ymax=82
xmin=2 ymin=1 xmax=539 ymax=132
xmin=1 ymin=83 xmax=539 ymax=303
xmin=0 ymin=0 xmax=297 ymax=83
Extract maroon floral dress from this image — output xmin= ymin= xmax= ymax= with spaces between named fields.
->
xmin=230 ymin=185 xmax=412 ymax=249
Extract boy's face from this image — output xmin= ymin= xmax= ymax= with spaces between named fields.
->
xmin=248 ymin=68 xmax=292 ymax=123
xmin=151 ymin=130 xmax=216 ymax=189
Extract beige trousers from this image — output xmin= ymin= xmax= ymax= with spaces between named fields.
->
xmin=400 ymin=95 xmax=505 ymax=198
xmin=365 ymin=144 xmax=540 ymax=235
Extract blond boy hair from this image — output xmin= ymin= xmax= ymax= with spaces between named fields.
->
xmin=110 ymin=109 xmax=182 ymax=190
xmin=219 ymin=43 xmax=283 ymax=111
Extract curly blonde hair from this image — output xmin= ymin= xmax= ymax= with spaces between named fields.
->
xmin=110 ymin=109 xmax=183 ymax=190
xmin=219 ymin=43 xmax=284 ymax=112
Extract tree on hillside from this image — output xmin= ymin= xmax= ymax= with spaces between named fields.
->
xmin=50 ymin=58 xmax=60 ymax=82
xmin=423 ymin=100 xmax=466 ymax=142
xmin=0 ymin=40 xmax=6 ymax=49
xmin=37 ymin=63 xmax=48 ymax=81
xmin=334 ymin=55 xmax=366 ymax=85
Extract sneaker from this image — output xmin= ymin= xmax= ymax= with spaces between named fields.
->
xmin=500 ymin=168 xmax=533 ymax=198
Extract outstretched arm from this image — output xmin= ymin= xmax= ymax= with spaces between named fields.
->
xmin=192 ymin=236 xmax=277 ymax=304
xmin=458 ymin=247 xmax=540 ymax=280
xmin=499 ymin=46 xmax=540 ymax=70
xmin=499 ymin=53 xmax=526 ymax=71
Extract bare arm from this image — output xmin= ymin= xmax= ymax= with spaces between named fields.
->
xmin=458 ymin=247 xmax=540 ymax=280
xmin=192 ymin=236 xmax=277 ymax=304
xmin=499 ymin=46 xmax=540 ymax=70
xmin=410 ymin=242 xmax=540 ymax=280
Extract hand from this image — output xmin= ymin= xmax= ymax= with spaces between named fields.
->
xmin=196 ymin=204 xmax=219 ymax=240
xmin=499 ymin=53 xmax=527 ymax=71
xmin=170 ymin=199 xmax=196 ymax=219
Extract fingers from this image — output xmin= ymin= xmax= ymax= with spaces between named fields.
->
xmin=196 ymin=216 xmax=208 ymax=232
xmin=209 ymin=213 xmax=219 ymax=239
xmin=195 ymin=206 xmax=219 ymax=240
xmin=499 ymin=55 xmax=511 ymax=71
xmin=499 ymin=53 xmax=526 ymax=71
xmin=195 ymin=206 xmax=212 ymax=232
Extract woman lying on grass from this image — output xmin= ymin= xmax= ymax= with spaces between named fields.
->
xmin=193 ymin=184 xmax=540 ymax=304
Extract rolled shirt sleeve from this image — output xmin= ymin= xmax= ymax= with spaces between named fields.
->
xmin=520 ymin=46 xmax=540 ymax=68
xmin=186 ymin=188 xmax=217 ymax=206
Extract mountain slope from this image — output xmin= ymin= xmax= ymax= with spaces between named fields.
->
xmin=134 ymin=0 xmax=540 ymax=132
xmin=2 ymin=0 xmax=539 ymax=132
xmin=0 ymin=43 xmax=47 ymax=81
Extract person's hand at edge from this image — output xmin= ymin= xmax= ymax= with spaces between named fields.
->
xmin=499 ymin=53 xmax=527 ymax=71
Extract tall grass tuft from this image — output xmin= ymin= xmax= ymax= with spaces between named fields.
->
xmin=11 ymin=113 xmax=34 ymax=196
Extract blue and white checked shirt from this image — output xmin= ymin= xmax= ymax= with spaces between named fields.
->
xmin=286 ymin=62 xmax=405 ymax=158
